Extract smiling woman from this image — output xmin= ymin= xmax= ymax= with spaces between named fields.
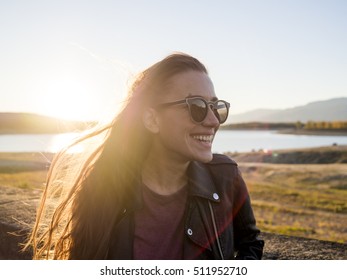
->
xmin=24 ymin=53 xmax=264 ymax=260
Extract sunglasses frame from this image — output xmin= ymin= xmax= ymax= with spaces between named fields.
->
xmin=157 ymin=96 xmax=230 ymax=124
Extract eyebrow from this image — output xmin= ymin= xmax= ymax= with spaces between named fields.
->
xmin=187 ymin=94 xmax=219 ymax=101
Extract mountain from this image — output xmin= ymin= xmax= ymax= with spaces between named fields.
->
xmin=228 ymin=97 xmax=347 ymax=123
xmin=0 ymin=112 xmax=96 ymax=134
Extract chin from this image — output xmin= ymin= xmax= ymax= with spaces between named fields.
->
xmin=195 ymin=152 xmax=213 ymax=163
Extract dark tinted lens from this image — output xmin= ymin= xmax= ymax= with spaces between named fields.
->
xmin=214 ymin=101 xmax=229 ymax=123
xmin=188 ymin=99 xmax=207 ymax=122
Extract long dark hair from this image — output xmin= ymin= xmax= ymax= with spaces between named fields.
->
xmin=25 ymin=53 xmax=208 ymax=259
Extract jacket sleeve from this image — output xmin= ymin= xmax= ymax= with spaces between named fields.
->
xmin=232 ymin=168 xmax=264 ymax=260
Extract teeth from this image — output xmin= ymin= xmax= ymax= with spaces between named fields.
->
xmin=193 ymin=135 xmax=214 ymax=143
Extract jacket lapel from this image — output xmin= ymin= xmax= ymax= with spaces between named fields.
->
xmin=184 ymin=161 xmax=221 ymax=259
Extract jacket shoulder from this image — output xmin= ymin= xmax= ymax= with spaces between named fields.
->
xmin=208 ymin=153 xmax=238 ymax=166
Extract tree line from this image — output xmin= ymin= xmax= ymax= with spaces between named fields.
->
xmin=221 ymin=121 xmax=347 ymax=131
xmin=301 ymin=121 xmax=347 ymax=130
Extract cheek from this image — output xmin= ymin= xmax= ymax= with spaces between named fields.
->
xmin=158 ymin=120 xmax=191 ymax=148
xmin=159 ymin=109 xmax=190 ymax=133
xmin=160 ymin=123 xmax=186 ymax=144
xmin=157 ymin=109 xmax=195 ymax=144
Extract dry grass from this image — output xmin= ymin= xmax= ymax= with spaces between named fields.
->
xmin=0 ymin=171 xmax=47 ymax=190
xmin=240 ymin=163 xmax=347 ymax=243
xmin=0 ymin=152 xmax=51 ymax=190
xmin=0 ymin=152 xmax=346 ymax=243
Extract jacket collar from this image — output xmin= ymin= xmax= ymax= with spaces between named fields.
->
xmin=187 ymin=161 xmax=220 ymax=202
xmin=125 ymin=160 xmax=220 ymax=212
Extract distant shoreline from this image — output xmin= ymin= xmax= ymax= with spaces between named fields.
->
xmin=277 ymin=129 xmax=347 ymax=136
xmin=220 ymin=121 xmax=347 ymax=136
xmin=226 ymin=145 xmax=347 ymax=164
xmin=219 ymin=127 xmax=347 ymax=136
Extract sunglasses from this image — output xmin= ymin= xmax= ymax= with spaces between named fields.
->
xmin=157 ymin=97 xmax=230 ymax=124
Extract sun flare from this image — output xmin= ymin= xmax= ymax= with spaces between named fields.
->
xmin=47 ymin=133 xmax=84 ymax=153
xmin=38 ymin=78 xmax=98 ymax=122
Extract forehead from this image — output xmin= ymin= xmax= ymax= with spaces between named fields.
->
xmin=162 ymin=71 xmax=216 ymax=101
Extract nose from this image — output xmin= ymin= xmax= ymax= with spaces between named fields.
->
xmin=203 ymin=105 xmax=220 ymax=128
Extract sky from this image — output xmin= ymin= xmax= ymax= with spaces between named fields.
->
xmin=1 ymin=0 xmax=346 ymax=121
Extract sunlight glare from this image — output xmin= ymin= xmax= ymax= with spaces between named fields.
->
xmin=47 ymin=133 xmax=84 ymax=153
xmin=40 ymin=78 xmax=97 ymax=121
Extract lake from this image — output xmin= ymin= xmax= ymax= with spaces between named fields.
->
xmin=1 ymin=130 xmax=347 ymax=153
xmin=213 ymin=130 xmax=347 ymax=153
xmin=0 ymin=133 xmax=81 ymax=153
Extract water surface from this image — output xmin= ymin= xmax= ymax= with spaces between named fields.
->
xmin=1 ymin=130 xmax=346 ymax=153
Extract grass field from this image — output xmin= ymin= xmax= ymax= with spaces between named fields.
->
xmin=240 ymin=163 xmax=347 ymax=243
xmin=0 ymin=151 xmax=346 ymax=243
xmin=0 ymin=152 xmax=52 ymax=190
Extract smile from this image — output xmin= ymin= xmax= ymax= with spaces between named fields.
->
xmin=192 ymin=135 xmax=214 ymax=143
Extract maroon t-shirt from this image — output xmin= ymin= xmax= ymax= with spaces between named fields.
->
xmin=133 ymin=184 xmax=187 ymax=260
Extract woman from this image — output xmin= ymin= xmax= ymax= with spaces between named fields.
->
xmin=26 ymin=53 xmax=264 ymax=259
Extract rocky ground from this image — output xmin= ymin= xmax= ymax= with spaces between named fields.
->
xmin=261 ymin=232 xmax=346 ymax=260
xmin=0 ymin=184 xmax=346 ymax=260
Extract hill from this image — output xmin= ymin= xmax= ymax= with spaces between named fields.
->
xmin=0 ymin=112 xmax=95 ymax=134
xmin=228 ymin=97 xmax=347 ymax=123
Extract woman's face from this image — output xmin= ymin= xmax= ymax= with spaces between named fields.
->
xmin=152 ymin=70 xmax=220 ymax=163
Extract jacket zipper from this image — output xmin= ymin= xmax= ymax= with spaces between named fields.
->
xmin=208 ymin=201 xmax=224 ymax=260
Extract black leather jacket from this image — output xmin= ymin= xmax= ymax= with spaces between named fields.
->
xmin=108 ymin=154 xmax=264 ymax=260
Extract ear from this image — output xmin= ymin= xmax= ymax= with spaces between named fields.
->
xmin=142 ymin=108 xmax=160 ymax=134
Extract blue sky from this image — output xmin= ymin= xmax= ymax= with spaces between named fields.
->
xmin=1 ymin=0 xmax=346 ymax=121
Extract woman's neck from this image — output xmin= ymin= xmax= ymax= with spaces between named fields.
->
xmin=141 ymin=151 xmax=189 ymax=195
